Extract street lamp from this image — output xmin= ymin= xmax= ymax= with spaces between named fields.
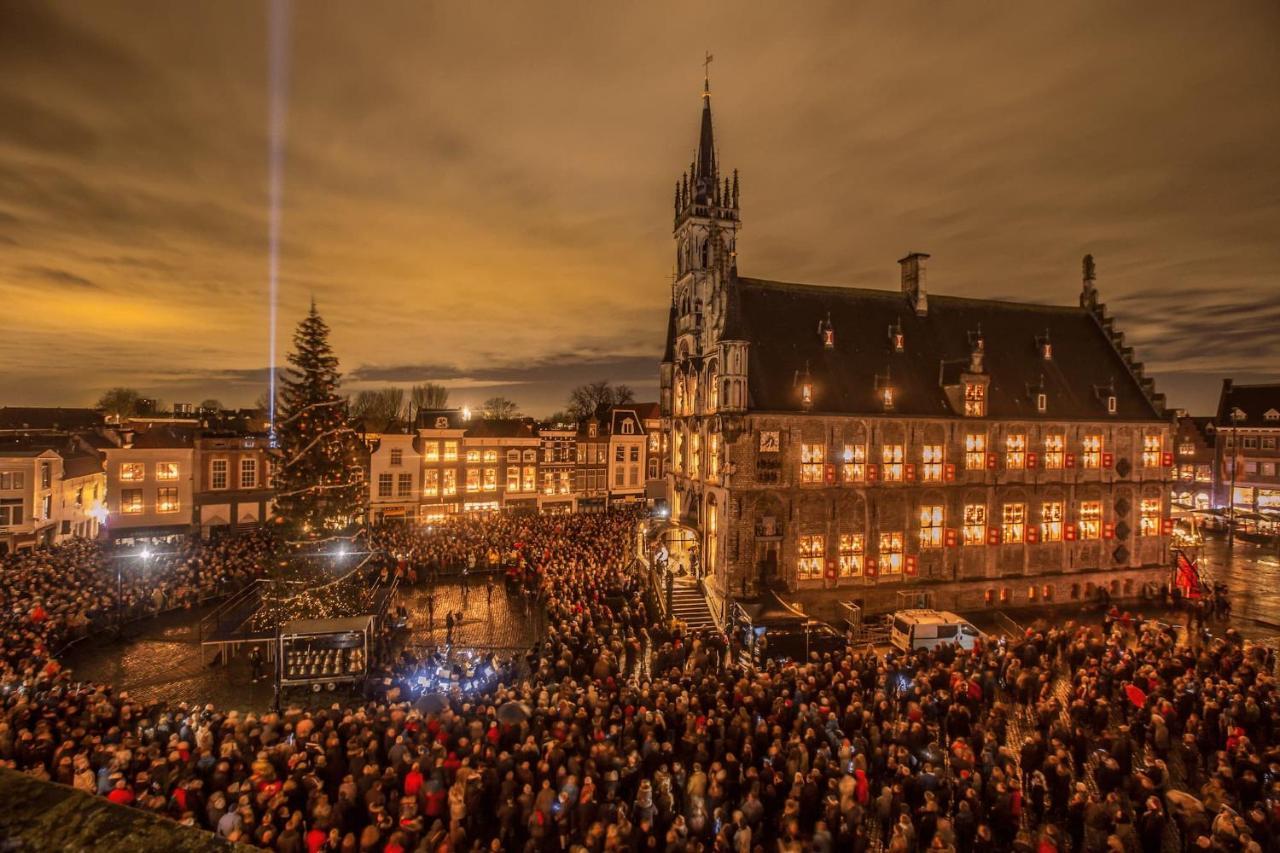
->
xmin=116 ymin=547 xmax=153 ymax=638
xmin=1228 ymin=408 xmax=1243 ymax=551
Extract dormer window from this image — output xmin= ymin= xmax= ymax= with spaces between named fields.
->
xmin=801 ymin=382 xmax=814 ymax=408
xmin=818 ymin=313 xmax=835 ymax=349
xmin=889 ymin=319 xmax=904 ymax=353
xmin=882 ymin=386 xmax=895 ymax=411
xmin=1036 ymin=393 xmax=1048 ymax=413
xmin=1266 ymin=409 xmax=1280 ymax=422
xmin=876 ymin=371 xmax=895 ymax=412
xmin=1107 ymin=395 xmax=1117 ymax=414
xmin=1036 ymin=330 xmax=1053 ymax=360
xmin=964 ymin=382 xmax=986 ymax=417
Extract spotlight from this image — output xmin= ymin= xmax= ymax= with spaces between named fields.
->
xmin=140 ymin=548 xmax=152 ymax=560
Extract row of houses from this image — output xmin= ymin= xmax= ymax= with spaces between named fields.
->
xmin=0 ymin=402 xmax=666 ymax=553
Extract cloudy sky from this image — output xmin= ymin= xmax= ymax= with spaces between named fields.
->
xmin=1 ymin=1 xmax=1277 ymax=416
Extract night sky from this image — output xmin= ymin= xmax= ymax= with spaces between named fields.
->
xmin=2 ymin=1 xmax=1277 ymax=416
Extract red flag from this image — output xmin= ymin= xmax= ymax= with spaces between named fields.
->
xmin=1125 ymin=683 xmax=1147 ymax=708
xmin=1175 ymin=550 xmax=1202 ymax=599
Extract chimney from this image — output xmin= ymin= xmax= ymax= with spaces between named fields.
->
xmin=1080 ymin=253 xmax=1097 ymax=309
xmin=898 ymin=252 xmax=930 ymax=316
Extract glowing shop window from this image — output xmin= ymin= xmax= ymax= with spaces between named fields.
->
xmin=1043 ymin=434 xmax=1064 ymax=469
xmin=1001 ymin=503 xmax=1025 ymax=543
xmin=1041 ymin=501 xmax=1063 ymax=541
xmin=466 ymin=469 xmax=480 ymax=492
xmin=523 ymin=466 xmax=536 ymax=493
xmin=921 ymin=445 xmax=943 ymax=482
xmin=506 ymin=467 xmax=520 ymax=491
xmin=838 ymin=534 xmax=864 ymax=577
xmin=483 ymin=467 xmax=497 ymax=491
xmin=963 ymin=504 xmax=987 ymax=545
xmin=442 ymin=469 xmax=457 ymax=496
xmin=798 ymin=534 xmax=824 ymax=579
xmin=1079 ymin=501 xmax=1102 ymax=539
xmin=424 ymin=470 xmax=439 ymax=497
xmin=965 ymin=434 xmax=986 ymax=470
xmin=882 ymin=444 xmax=904 ymax=482
xmin=1142 ymin=435 xmax=1162 ymax=468
xmin=1005 ymin=434 xmax=1026 ymax=469
xmin=121 ymin=489 xmax=143 ymax=514
xmin=800 ymin=443 xmax=824 ymax=484
xmin=919 ymin=504 xmax=943 ymax=548
xmin=879 ymin=531 xmax=904 ymax=574
xmin=157 ymin=487 xmax=180 ymax=514
xmin=841 ymin=444 xmax=866 ymax=482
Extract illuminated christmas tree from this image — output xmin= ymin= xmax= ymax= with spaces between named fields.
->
xmin=272 ymin=301 xmax=367 ymax=536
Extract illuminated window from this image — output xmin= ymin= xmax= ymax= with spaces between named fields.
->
xmin=648 ymin=433 xmax=660 ymax=452
xmin=1005 ymin=434 xmax=1026 ymax=469
xmin=1079 ymin=501 xmax=1102 ymax=539
xmin=965 ymin=434 xmax=986 ymax=470
xmin=424 ymin=470 xmax=439 ymax=497
xmin=378 ymin=473 xmax=393 ymax=497
xmin=465 ymin=449 xmax=480 ymax=464
xmin=507 ymin=450 xmax=520 ymax=464
xmin=841 ymin=444 xmax=866 ymax=482
xmin=442 ymin=442 xmax=458 ymax=462
xmin=522 ymin=465 xmax=536 ymax=492
xmin=1142 ymin=435 xmax=1162 ymax=468
xmin=466 ymin=469 xmax=480 ymax=492
xmin=154 ymin=487 xmax=179 ymax=513
xmin=120 ymin=463 xmax=145 ymax=482
xmin=798 ymin=534 xmax=824 ymax=579
xmin=879 ymin=532 xmax=904 ymax=574
xmin=483 ymin=449 xmax=498 ymax=463
xmin=1140 ymin=498 xmax=1161 ymax=536
xmin=881 ymin=385 xmax=894 ymax=410
xmin=801 ymin=381 xmax=814 ymax=407
xmin=389 ymin=449 xmax=403 ymax=466
xmin=523 ymin=449 xmax=537 ymax=463
xmin=155 ymin=462 xmax=179 ymax=481
xmin=211 ymin=459 xmax=228 ymax=490
xmin=919 ymin=505 xmax=943 ymax=548
xmin=708 ymin=367 xmax=720 ymax=411
xmin=0 ymin=499 xmax=23 ymax=526
xmin=543 ymin=471 xmax=554 ymax=495
xmin=121 ymin=488 xmax=143 ymax=514
xmin=483 ymin=468 xmax=497 ymax=491
xmin=963 ymin=504 xmax=987 ymax=545
xmin=557 ymin=471 xmax=571 ymax=494
xmin=1041 ymin=501 xmax=1063 ymax=541
xmin=800 ymin=443 xmax=824 ymax=484
xmin=922 ymin=445 xmax=943 ymax=482
xmin=397 ymin=473 xmax=412 ymax=496
xmin=1043 ymin=434 xmax=1064 ymax=469
xmin=1001 ymin=503 xmax=1025 ymax=543
xmin=1082 ymin=435 xmax=1102 ymax=468
xmin=882 ymin=444 xmax=904 ymax=482
xmin=673 ymin=431 xmax=684 ymax=474
xmin=964 ymin=382 xmax=986 ymax=417
xmin=690 ymin=433 xmax=702 ymax=479
xmin=708 ymin=434 xmax=720 ymax=480
xmin=442 ymin=469 xmax=457 ymax=496
xmin=423 ymin=442 xmax=439 ymax=462
xmin=838 ymin=534 xmax=864 ymax=577
xmin=507 ymin=466 xmax=520 ymax=491
xmin=240 ymin=458 xmax=257 ymax=489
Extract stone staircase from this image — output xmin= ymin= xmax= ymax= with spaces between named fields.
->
xmin=669 ymin=580 xmax=717 ymax=630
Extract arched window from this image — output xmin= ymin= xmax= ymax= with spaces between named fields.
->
xmin=707 ymin=360 xmax=720 ymax=411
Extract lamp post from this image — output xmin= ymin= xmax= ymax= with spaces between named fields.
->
xmin=116 ymin=547 xmax=152 ymax=638
xmin=1228 ymin=409 xmax=1243 ymax=552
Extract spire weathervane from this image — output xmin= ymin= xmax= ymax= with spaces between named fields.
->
xmin=703 ymin=51 xmax=713 ymax=96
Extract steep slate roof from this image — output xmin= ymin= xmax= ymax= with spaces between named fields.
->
xmin=731 ymin=276 xmax=1162 ymax=421
xmin=1215 ymin=382 xmax=1280 ymax=428
xmin=62 ymin=451 xmax=104 ymax=479
xmin=126 ymin=426 xmax=197 ymax=449
xmin=464 ymin=419 xmax=536 ymax=439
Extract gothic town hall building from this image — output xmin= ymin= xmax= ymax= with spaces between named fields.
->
xmin=659 ymin=84 xmax=1175 ymax=622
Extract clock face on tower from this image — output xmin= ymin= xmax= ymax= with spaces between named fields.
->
xmin=759 ymin=431 xmax=780 ymax=452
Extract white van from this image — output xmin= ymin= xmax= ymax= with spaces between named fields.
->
xmin=890 ymin=609 xmax=982 ymax=652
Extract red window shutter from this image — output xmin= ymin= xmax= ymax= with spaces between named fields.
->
xmin=867 ymin=464 xmax=879 ymax=482
xmin=865 ymin=557 xmax=878 ymax=577
xmin=1065 ymin=523 xmax=1077 ymax=541
xmin=1065 ymin=453 xmax=1076 ymax=468
xmin=944 ymin=528 xmax=958 ymax=547
xmin=1027 ymin=452 xmax=1038 ymax=469
xmin=944 ymin=463 xmax=956 ymax=482
xmin=825 ymin=558 xmax=836 ymax=579
xmin=1162 ymin=517 xmax=1174 ymax=535
xmin=987 ymin=526 xmax=1000 ymax=545
xmin=1103 ymin=522 xmax=1115 ymax=540
xmin=1162 ymin=452 xmax=1173 ymax=467
xmin=1102 ymin=452 xmax=1114 ymax=468
xmin=824 ymin=463 xmax=835 ymax=484
xmin=986 ymin=453 xmax=997 ymax=470
xmin=1026 ymin=526 xmax=1039 ymax=544
xmin=905 ymin=463 xmax=916 ymax=481
xmin=905 ymin=554 xmax=918 ymax=576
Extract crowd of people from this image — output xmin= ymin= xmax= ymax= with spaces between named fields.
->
xmin=0 ymin=531 xmax=273 ymax=689
xmin=3 ymin=511 xmax=1280 ymax=853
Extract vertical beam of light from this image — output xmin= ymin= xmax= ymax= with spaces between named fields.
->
xmin=267 ymin=0 xmax=291 ymax=446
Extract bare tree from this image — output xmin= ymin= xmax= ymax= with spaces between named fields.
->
xmin=410 ymin=383 xmax=450 ymax=421
xmin=352 ymin=388 xmax=408 ymax=432
xmin=96 ymin=387 xmax=141 ymax=421
xmin=200 ymin=398 xmax=223 ymax=412
xmin=566 ymin=381 xmax=634 ymax=421
xmin=482 ymin=396 xmax=521 ymax=419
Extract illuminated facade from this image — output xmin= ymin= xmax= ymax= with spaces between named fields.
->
xmin=660 ymin=84 xmax=1174 ymax=619
xmin=1213 ymin=381 xmax=1280 ymax=515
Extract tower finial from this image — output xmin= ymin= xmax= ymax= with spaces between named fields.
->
xmin=703 ymin=51 xmax=713 ymax=97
